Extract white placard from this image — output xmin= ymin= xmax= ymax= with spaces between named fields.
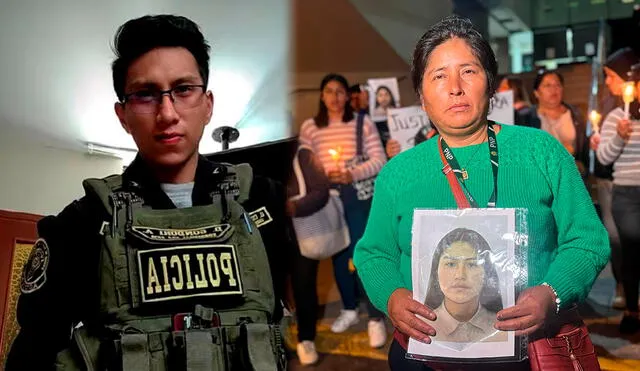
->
xmin=487 ymin=90 xmax=514 ymax=125
xmin=387 ymin=106 xmax=431 ymax=152
xmin=367 ymin=77 xmax=401 ymax=122
xmin=408 ymin=208 xmax=517 ymax=360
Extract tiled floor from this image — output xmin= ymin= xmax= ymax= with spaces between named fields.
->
xmin=285 ymin=262 xmax=640 ymax=370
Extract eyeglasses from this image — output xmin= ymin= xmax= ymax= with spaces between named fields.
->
xmin=122 ymin=84 xmax=206 ymax=114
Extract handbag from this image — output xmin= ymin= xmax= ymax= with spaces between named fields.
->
xmin=528 ymin=306 xmax=600 ymax=371
xmin=290 ymin=146 xmax=350 ymax=260
xmin=344 ymin=113 xmax=376 ymax=201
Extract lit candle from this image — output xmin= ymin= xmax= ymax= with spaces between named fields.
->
xmin=328 ymin=147 xmax=342 ymax=171
xmin=589 ymin=110 xmax=602 ymax=133
xmin=623 ymin=81 xmax=635 ymax=119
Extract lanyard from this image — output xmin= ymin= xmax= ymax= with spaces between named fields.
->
xmin=438 ymin=122 xmax=499 ymax=208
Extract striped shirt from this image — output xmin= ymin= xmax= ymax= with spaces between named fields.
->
xmin=299 ymin=115 xmax=386 ymax=181
xmin=596 ymin=107 xmax=640 ymax=185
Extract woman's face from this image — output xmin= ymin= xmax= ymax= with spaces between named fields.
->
xmin=438 ymin=241 xmax=485 ymax=305
xmin=534 ymin=74 xmax=563 ymax=108
xmin=376 ymin=88 xmax=392 ymax=108
xmin=604 ymin=67 xmax=625 ymax=97
xmin=420 ymin=37 xmax=489 ymax=138
xmin=321 ymin=80 xmax=348 ymax=114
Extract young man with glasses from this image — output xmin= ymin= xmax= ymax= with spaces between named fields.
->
xmin=7 ymin=14 xmax=287 ymax=370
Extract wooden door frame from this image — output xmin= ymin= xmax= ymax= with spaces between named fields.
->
xmin=0 ymin=209 xmax=41 ymax=362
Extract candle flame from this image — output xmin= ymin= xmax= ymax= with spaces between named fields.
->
xmin=328 ymin=148 xmax=340 ymax=161
xmin=623 ymin=82 xmax=636 ymax=103
xmin=590 ymin=110 xmax=601 ymax=132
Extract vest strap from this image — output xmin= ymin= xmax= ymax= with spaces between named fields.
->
xmin=121 ymin=333 xmax=150 ymax=370
xmin=241 ymin=322 xmax=278 ymax=371
xmin=186 ymin=330 xmax=225 ymax=371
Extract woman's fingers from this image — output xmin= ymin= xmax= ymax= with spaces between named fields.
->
xmin=497 ymin=303 xmax=528 ymax=321
xmin=495 ymin=314 xmax=536 ymax=332
xmin=407 ymin=300 xmax=436 ymax=321
xmin=397 ymin=316 xmax=434 ymax=343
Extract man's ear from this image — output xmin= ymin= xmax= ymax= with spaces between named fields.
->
xmin=114 ymin=102 xmax=131 ymax=134
xmin=204 ymin=91 xmax=214 ymax=126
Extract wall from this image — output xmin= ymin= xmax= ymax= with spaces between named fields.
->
xmin=0 ymin=130 xmax=123 ymax=216
xmin=292 ymin=0 xmax=415 ymax=132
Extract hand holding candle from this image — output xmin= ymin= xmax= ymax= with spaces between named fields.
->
xmin=328 ymin=146 xmax=342 ymax=171
xmin=589 ymin=110 xmax=602 ymax=133
xmin=623 ymin=81 xmax=635 ymax=119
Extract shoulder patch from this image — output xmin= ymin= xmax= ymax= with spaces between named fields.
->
xmin=249 ymin=206 xmax=273 ymax=228
xmin=21 ymin=238 xmax=50 ymax=294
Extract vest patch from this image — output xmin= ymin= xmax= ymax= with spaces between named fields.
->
xmin=21 ymin=238 xmax=49 ymax=294
xmin=249 ymin=206 xmax=273 ymax=228
xmin=131 ymin=224 xmax=231 ymax=243
xmin=137 ymin=244 xmax=243 ymax=303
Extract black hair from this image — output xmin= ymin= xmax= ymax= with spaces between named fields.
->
xmin=411 ymin=15 xmax=498 ymax=99
xmin=424 ymin=228 xmax=503 ymax=313
xmin=374 ymin=85 xmax=397 ymax=108
xmin=349 ymin=84 xmax=362 ymax=94
xmin=112 ymin=15 xmax=211 ymax=101
xmin=503 ymin=76 xmax=530 ymax=104
xmin=533 ymin=70 xmax=564 ymax=91
xmin=313 ymin=73 xmax=355 ymax=128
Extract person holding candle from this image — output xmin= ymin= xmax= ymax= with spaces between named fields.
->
xmin=298 ymin=73 xmax=388 ymax=347
xmin=597 ymin=58 xmax=640 ymax=334
xmin=521 ymin=70 xmax=589 ymax=178
xmin=590 ymin=47 xmax=638 ymax=310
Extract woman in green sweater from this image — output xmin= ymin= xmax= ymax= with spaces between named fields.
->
xmin=353 ymin=16 xmax=609 ymax=370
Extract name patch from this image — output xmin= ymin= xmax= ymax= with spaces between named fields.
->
xmin=249 ymin=206 xmax=273 ymax=228
xmin=137 ymin=244 xmax=243 ymax=303
xmin=131 ymin=224 xmax=231 ymax=243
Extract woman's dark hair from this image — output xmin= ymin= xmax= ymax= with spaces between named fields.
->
xmin=314 ymin=73 xmax=354 ymax=128
xmin=424 ymin=228 xmax=503 ymax=313
xmin=504 ymin=76 xmax=531 ymax=104
xmin=533 ymin=70 xmax=564 ymax=91
xmin=374 ymin=85 xmax=397 ymax=108
xmin=411 ymin=16 xmax=498 ymax=99
xmin=112 ymin=15 xmax=211 ymax=102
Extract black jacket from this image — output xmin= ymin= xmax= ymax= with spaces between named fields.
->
xmin=6 ymin=155 xmax=290 ymax=370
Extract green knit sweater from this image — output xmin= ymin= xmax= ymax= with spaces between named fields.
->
xmin=353 ymin=124 xmax=609 ymax=314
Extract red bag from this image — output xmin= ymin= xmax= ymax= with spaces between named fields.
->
xmin=528 ymin=307 xmax=600 ymax=371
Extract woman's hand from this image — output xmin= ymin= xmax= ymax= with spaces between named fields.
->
xmin=386 ymin=139 xmax=401 ymax=158
xmin=387 ymin=288 xmax=437 ymax=343
xmin=589 ymin=132 xmax=601 ymax=151
xmin=617 ymin=118 xmax=633 ymax=141
xmin=327 ymin=170 xmax=353 ymax=185
xmin=494 ymin=285 xmax=556 ymax=336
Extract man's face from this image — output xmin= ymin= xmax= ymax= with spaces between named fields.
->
xmin=350 ymin=92 xmax=360 ymax=111
xmin=359 ymin=89 xmax=369 ymax=110
xmin=115 ymin=47 xmax=213 ymax=169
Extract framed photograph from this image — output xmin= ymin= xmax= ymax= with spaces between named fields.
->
xmin=367 ymin=77 xmax=401 ymax=122
xmin=407 ymin=208 xmax=526 ymax=363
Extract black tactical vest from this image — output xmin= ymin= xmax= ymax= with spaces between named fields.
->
xmin=54 ymin=164 xmax=286 ymax=371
